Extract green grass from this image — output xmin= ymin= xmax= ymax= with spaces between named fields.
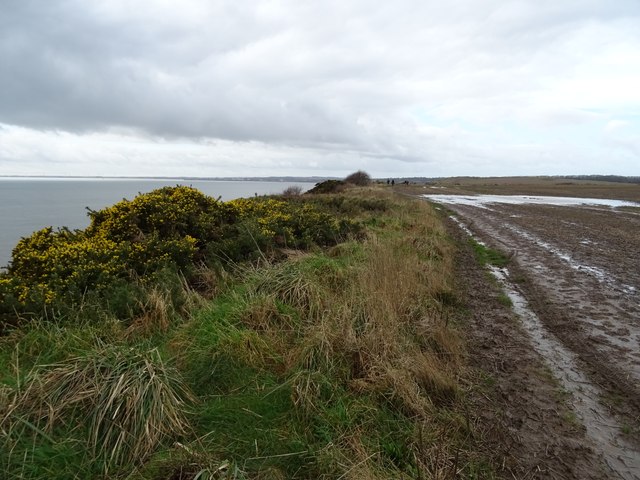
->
xmin=561 ymin=410 xmax=580 ymax=428
xmin=497 ymin=292 xmax=513 ymax=307
xmin=1 ymin=345 xmax=192 ymax=477
xmin=468 ymin=239 xmax=510 ymax=267
xmin=621 ymin=424 xmax=634 ymax=435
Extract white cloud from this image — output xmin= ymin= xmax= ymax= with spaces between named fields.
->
xmin=604 ymin=120 xmax=630 ymax=133
xmin=603 ymin=119 xmax=640 ymax=156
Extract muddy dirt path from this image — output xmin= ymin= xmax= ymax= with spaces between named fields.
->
xmin=440 ymin=200 xmax=640 ymax=479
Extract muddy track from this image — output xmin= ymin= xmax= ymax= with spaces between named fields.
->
xmin=441 ymin=201 xmax=640 ymax=479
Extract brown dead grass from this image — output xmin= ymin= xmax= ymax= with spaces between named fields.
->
xmin=125 ymin=288 xmax=173 ymax=338
xmin=290 ymin=195 xmax=463 ymax=420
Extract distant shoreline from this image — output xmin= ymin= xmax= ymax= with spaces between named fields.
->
xmin=0 ymin=175 xmax=333 ymax=182
xmin=2 ymin=174 xmax=638 ymax=186
xmin=0 ymin=178 xmax=320 ymax=269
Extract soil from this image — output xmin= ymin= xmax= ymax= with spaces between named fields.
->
xmin=443 ymin=201 xmax=640 ymax=479
xmin=407 ymin=178 xmax=640 ymax=203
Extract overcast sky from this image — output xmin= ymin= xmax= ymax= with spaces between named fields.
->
xmin=1 ymin=0 xmax=639 ymax=178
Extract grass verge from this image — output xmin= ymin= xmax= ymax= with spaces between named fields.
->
xmin=1 ymin=187 xmax=491 ymax=478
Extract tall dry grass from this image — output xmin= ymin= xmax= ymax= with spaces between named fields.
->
xmin=304 ymin=235 xmax=460 ymax=408
xmin=228 ymin=193 xmax=467 ymax=475
xmin=1 ymin=346 xmax=193 ymax=473
xmin=162 ymin=191 xmax=468 ymax=477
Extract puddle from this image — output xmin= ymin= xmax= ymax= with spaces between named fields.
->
xmin=424 ymin=194 xmax=640 ymax=208
xmin=450 ymin=216 xmax=640 ymax=479
xmin=489 ymin=266 xmax=640 ymax=479
xmin=504 ymin=225 xmax=638 ymax=300
xmin=448 ymin=215 xmax=481 ymax=242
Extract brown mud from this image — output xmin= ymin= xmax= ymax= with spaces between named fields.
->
xmin=419 ymin=177 xmax=640 ymax=203
xmin=442 ymin=201 xmax=640 ymax=479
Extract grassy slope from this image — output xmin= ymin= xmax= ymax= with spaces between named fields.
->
xmin=0 ymin=188 xmax=492 ymax=479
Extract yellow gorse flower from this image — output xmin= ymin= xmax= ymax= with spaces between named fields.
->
xmin=3 ymin=186 xmax=350 ymax=310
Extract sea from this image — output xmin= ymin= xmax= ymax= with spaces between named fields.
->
xmin=0 ymin=178 xmax=317 ymax=269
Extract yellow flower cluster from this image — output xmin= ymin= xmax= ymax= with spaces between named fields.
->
xmin=87 ymin=186 xmax=227 ymax=242
xmin=7 ymin=187 xmax=207 ymax=308
xmin=228 ymin=198 xmax=294 ymax=238
xmin=9 ymin=228 xmax=126 ymax=304
xmin=2 ymin=186 xmax=351 ymax=314
xmin=226 ymin=197 xmax=341 ymax=246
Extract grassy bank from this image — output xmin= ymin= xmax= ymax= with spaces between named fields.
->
xmin=0 ymin=186 xmax=488 ymax=478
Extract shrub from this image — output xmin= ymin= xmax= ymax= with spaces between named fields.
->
xmin=344 ymin=170 xmax=371 ymax=186
xmin=85 ymin=186 xmax=231 ymax=245
xmin=282 ymin=185 xmax=303 ymax=197
xmin=225 ymin=197 xmax=353 ymax=252
xmin=306 ymin=180 xmax=346 ymax=194
xmin=1 ymin=186 xmax=356 ymax=324
xmin=6 ymin=226 xmax=197 ymax=316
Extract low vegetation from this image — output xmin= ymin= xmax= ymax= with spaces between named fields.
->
xmin=468 ymin=239 xmax=510 ymax=268
xmin=0 ymin=176 xmax=490 ymax=478
xmin=0 ymin=186 xmax=355 ymax=329
xmin=306 ymin=179 xmax=346 ymax=194
xmin=344 ymin=170 xmax=372 ymax=186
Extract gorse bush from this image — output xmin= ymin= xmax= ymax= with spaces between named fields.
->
xmin=227 ymin=197 xmax=351 ymax=248
xmin=0 ymin=186 xmax=354 ymax=325
xmin=5 ymin=228 xmax=197 ymax=307
xmin=85 ymin=185 xmax=230 ymax=244
xmin=306 ymin=179 xmax=346 ymax=194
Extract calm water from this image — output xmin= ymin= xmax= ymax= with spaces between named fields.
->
xmin=0 ymin=178 xmax=315 ymax=269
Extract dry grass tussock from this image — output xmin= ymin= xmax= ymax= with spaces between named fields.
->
xmin=263 ymin=195 xmax=466 ymax=473
xmin=126 ymin=267 xmax=223 ymax=339
xmin=341 ymin=236 xmax=461 ymax=412
xmin=0 ymin=346 xmax=193 ymax=472
xmin=125 ymin=287 xmax=173 ymax=338
xmin=249 ymin=260 xmax=331 ymax=318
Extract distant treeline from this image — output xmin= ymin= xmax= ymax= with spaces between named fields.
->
xmin=562 ymin=175 xmax=640 ymax=184
xmin=373 ymin=175 xmax=640 ymax=184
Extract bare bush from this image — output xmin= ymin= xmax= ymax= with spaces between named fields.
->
xmin=344 ymin=170 xmax=372 ymax=186
xmin=282 ymin=185 xmax=303 ymax=197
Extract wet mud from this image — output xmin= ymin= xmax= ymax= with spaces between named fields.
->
xmin=439 ymin=198 xmax=640 ymax=479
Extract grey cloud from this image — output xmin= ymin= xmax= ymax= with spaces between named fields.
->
xmin=1 ymin=0 xmax=363 ymax=143
xmin=1 ymin=0 xmax=639 ymax=170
